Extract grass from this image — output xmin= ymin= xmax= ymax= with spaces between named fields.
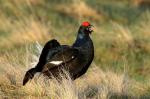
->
xmin=0 ymin=0 xmax=150 ymax=98
xmin=0 ymin=47 xmax=150 ymax=98
xmin=0 ymin=46 xmax=150 ymax=98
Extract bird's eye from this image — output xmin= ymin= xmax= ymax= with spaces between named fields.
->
xmin=87 ymin=27 xmax=92 ymax=31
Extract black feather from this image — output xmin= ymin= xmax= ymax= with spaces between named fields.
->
xmin=23 ymin=24 xmax=94 ymax=85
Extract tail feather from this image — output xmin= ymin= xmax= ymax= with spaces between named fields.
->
xmin=23 ymin=68 xmax=36 ymax=86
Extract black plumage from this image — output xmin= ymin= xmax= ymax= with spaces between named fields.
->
xmin=23 ymin=22 xmax=94 ymax=85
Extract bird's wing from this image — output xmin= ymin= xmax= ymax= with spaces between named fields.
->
xmin=42 ymin=47 xmax=79 ymax=72
xmin=38 ymin=39 xmax=61 ymax=63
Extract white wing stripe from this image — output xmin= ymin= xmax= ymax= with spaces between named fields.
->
xmin=49 ymin=61 xmax=63 ymax=65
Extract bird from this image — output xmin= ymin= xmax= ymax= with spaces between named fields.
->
xmin=23 ymin=21 xmax=94 ymax=85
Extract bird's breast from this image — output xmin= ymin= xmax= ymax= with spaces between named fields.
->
xmin=69 ymin=43 xmax=94 ymax=73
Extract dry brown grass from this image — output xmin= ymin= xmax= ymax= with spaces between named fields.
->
xmin=8 ymin=19 xmax=51 ymax=44
xmin=0 ymin=0 xmax=51 ymax=49
xmin=112 ymin=22 xmax=134 ymax=46
xmin=55 ymin=1 xmax=104 ymax=21
xmin=131 ymin=0 xmax=150 ymax=7
xmin=0 ymin=17 xmax=51 ymax=49
xmin=0 ymin=44 xmax=149 ymax=99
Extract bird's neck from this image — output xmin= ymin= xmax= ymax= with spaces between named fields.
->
xmin=72 ymin=33 xmax=91 ymax=47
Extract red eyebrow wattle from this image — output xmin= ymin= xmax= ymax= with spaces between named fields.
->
xmin=82 ymin=22 xmax=90 ymax=27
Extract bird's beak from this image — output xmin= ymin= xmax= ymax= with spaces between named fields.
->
xmin=89 ymin=25 xmax=94 ymax=34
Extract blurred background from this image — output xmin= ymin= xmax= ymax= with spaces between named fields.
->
xmin=0 ymin=0 xmax=150 ymax=98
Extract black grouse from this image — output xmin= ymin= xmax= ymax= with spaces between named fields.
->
xmin=23 ymin=22 xmax=94 ymax=85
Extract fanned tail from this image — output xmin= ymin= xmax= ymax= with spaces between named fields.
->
xmin=23 ymin=68 xmax=36 ymax=86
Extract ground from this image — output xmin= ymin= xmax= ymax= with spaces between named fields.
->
xmin=0 ymin=0 xmax=150 ymax=98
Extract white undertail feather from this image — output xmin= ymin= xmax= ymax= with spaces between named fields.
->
xmin=49 ymin=61 xmax=63 ymax=65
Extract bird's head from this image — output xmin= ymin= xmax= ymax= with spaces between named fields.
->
xmin=78 ymin=21 xmax=93 ymax=35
